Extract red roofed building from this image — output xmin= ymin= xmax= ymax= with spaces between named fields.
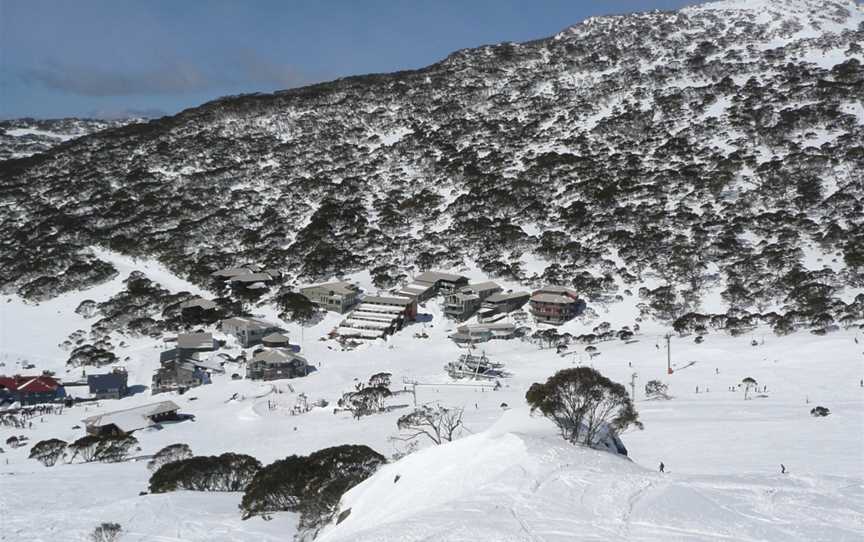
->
xmin=0 ymin=375 xmax=66 ymax=405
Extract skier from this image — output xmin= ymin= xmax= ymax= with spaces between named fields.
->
xmin=780 ymin=464 xmax=786 ymax=474
xmin=659 ymin=462 xmax=665 ymax=473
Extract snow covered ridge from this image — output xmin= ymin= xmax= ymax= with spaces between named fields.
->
xmin=321 ymin=409 xmax=864 ymax=542
xmin=0 ymin=117 xmax=140 ymax=160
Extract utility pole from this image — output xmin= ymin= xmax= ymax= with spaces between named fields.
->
xmin=665 ymin=333 xmax=674 ymax=375
xmin=630 ymin=372 xmax=638 ymax=401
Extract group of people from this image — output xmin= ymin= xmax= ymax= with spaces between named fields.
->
xmin=0 ymin=403 xmax=63 ymax=429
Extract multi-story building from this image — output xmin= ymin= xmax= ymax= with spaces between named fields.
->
xmin=529 ymin=286 xmax=582 ymax=325
xmin=300 ymin=281 xmax=361 ymax=314
xmin=443 ymin=281 xmax=503 ymax=321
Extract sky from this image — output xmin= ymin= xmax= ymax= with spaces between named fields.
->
xmin=0 ymin=0 xmax=696 ymax=120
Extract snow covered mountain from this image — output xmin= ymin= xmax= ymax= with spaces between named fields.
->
xmin=1 ymin=0 xmax=862 ymax=334
xmin=0 ymin=118 xmax=140 ymax=161
xmin=1 ymin=1 xmax=863 ymax=540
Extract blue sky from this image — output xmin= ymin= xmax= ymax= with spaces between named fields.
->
xmin=0 ymin=0 xmax=695 ymax=119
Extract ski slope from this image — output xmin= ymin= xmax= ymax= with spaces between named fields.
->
xmin=0 ymin=263 xmax=863 ymax=541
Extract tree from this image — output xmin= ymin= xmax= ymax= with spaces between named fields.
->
xmin=525 ymin=367 xmax=642 ymax=448
xmin=644 ymin=380 xmax=670 ymax=400
xmin=149 ymin=453 xmax=261 ymax=493
xmin=741 ymin=377 xmax=758 ymax=400
xmin=394 ymin=404 xmax=465 ymax=445
xmin=368 ymin=372 xmax=392 ymax=388
xmin=810 ymin=406 xmax=830 ymax=417
xmin=95 ymin=434 xmax=138 ymax=463
xmin=240 ymin=444 xmax=385 ymax=533
xmin=5 ymin=436 xmax=20 ymax=449
xmin=91 ymin=522 xmax=122 ymax=542
xmin=29 ymin=439 xmax=68 ymax=467
xmin=69 ymin=435 xmax=103 ymax=463
xmin=338 ymin=386 xmax=392 ymax=419
xmin=148 ymin=443 xmax=194 ymax=471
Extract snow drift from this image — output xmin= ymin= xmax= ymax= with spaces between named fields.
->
xmin=320 ymin=409 xmax=864 ymax=542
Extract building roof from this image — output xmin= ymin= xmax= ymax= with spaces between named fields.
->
xmin=534 ymin=285 xmax=579 ymax=297
xmin=301 ymin=281 xmax=359 ymax=296
xmin=82 ymin=401 xmax=180 ymax=432
xmin=458 ymin=323 xmax=516 ymax=333
xmin=177 ymin=332 xmax=215 ymax=350
xmin=211 ymin=267 xmax=253 ymax=278
xmin=252 ymin=349 xmax=307 ymax=365
xmin=363 ymin=295 xmax=414 ymax=307
xmin=262 ymin=332 xmax=291 ymax=343
xmin=530 ymin=293 xmax=577 ymax=304
xmin=9 ymin=375 xmax=63 ymax=394
xmin=466 ymin=281 xmax=502 ymax=292
xmin=221 ymin=317 xmax=278 ymax=331
xmin=485 ymin=291 xmax=530 ymax=303
xmin=179 ymin=297 xmax=218 ymax=311
xmin=229 ymin=272 xmax=273 ymax=283
xmin=414 ymin=271 xmax=469 ymax=285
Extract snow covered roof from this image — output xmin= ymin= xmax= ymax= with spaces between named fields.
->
xmin=229 ymin=272 xmax=273 ymax=283
xmin=262 ymin=332 xmax=290 ymax=343
xmin=252 ymin=349 xmax=307 ymax=365
xmin=301 ymin=281 xmax=359 ymax=296
xmin=179 ymin=297 xmax=218 ymax=311
xmin=210 ymin=267 xmax=253 ymax=278
xmin=177 ymin=332 xmax=215 ymax=350
xmin=82 ymin=401 xmax=180 ymax=432
xmin=485 ymin=291 xmax=530 ymax=303
xmin=530 ymin=293 xmax=576 ymax=304
xmin=221 ymin=317 xmax=278 ymax=331
xmin=413 ymin=271 xmax=468 ymax=285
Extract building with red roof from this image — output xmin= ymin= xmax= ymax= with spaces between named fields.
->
xmin=0 ymin=374 xmax=66 ymax=405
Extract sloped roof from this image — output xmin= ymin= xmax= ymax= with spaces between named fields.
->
xmin=301 ymin=281 xmax=359 ymax=295
xmin=485 ymin=291 xmax=530 ymax=304
xmin=363 ymin=295 xmax=413 ymax=306
xmin=414 ymin=271 xmax=469 ymax=284
xmin=252 ymin=349 xmax=307 ymax=365
xmin=211 ymin=267 xmax=253 ymax=278
xmin=229 ymin=272 xmax=273 ymax=283
xmin=179 ymin=297 xmax=218 ymax=311
xmin=82 ymin=401 xmax=180 ymax=432
xmin=221 ymin=317 xmax=278 ymax=331
xmin=177 ymin=332 xmax=215 ymax=350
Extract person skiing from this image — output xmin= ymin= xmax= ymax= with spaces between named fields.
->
xmin=659 ymin=462 xmax=665 ymax=473
xmin=780 ymin=464 xmax=786 ymax=474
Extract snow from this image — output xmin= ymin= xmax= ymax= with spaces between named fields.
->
xmin=4 ymin=127 xmax=80 ymax=141
xmin=1 ymin=259 xmax=863 ymax=540
xmin=321 ymin=409 xmax=864 ymax=542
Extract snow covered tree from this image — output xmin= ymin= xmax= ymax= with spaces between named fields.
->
xmin=91 ymin=522 xmax=121 ymax=542
xmin=147 ymin=443 xmax=193 ymax=471
xmin=810 ymin=406 xmax=830 ymax=417
xmin=29 ymin=438 xmax=67 ymax=467
xmin=644 ymin=380 xmax=670 ymax=400
xmin=395 ymin=404 xmax=465 ymax=445
xmin=526 ymin=367 xmax=642 ymax=447
xmin=741 ymin=377 xmax=758 ymax=400
xmin=5 ymin=436 xmax=20 ymax=449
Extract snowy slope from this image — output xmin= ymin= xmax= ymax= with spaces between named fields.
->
xmin=321 ymin=409 xmax=864 ymax=542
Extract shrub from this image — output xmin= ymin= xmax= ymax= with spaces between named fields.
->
xmin=810 ymin=406 xmax=830 ymax=417
xmin=644 ymin=380 xmax=670 ymax=399
xmin=240 ymin=444 xmax=385 ymax=533
xmin=149 ymin=453 xmax=261 ymax=493
xmin=526 ymin=367 xmax=642 ymax=448
xmin=91 ymin=522 xmax=122 ymax=542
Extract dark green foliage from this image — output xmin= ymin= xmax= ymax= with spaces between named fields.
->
xmin=66 ymin=344 xmax=118 ymax=368
xmin=810 ymin=406 xmax=830 ymax=417
xmin=240 ymin=444 xmax=386 ymax=533
xmin=29 ymin=438 xmax=67 ymax=467
xmin=526 ymin=367 xmax=642 ymax=447
xmin=149 ymin=453 xmax=262 ymax=493
xmin=276 ymin=291 xmax=319 ymax=324
xmin=147 ymin=443 xmax=194 ymax=471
